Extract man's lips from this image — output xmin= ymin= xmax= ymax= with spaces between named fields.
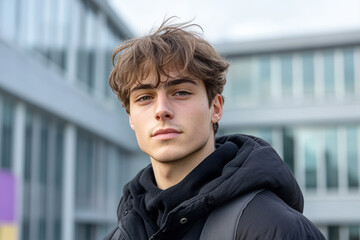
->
xmin=152 ymin=128 xmax=182 ymax=140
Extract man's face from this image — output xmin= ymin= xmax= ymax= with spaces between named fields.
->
xmin=128 ymin=71 xmax=223 ymax=164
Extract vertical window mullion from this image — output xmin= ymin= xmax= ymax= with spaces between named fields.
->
xmin=339 ymin=226 xmax=349 ymax=240
xmin=12 ymin=102 xmax=26 ymax=240
xmin=62 ymin=124 xmax=76 ymax=240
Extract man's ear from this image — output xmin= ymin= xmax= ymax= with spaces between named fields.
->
xmin=211 ymin=94 xmax=223 ymax=124
xmin=129 ymin=115 xmax=134 ymax=130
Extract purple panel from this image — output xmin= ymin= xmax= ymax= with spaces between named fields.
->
xmin=0 ymin=170 xmax=16 ymax=222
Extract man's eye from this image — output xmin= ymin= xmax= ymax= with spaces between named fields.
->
xmin=137 ymin=96 xmax=151 ymax=102
xmin=175 ymin=91 xmax=190 ymax=96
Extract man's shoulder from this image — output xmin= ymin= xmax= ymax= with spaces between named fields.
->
xmin=237 ymin=190 xmax=325 ymax=239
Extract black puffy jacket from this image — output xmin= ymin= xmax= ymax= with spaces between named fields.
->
xmin=105 ymin=134 xmax=325 ymax=240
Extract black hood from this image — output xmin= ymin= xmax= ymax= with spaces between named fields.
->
xmin=119 ymin=134 xmax=303 ymax=235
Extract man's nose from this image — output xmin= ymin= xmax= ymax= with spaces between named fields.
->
xmin=154 ymin=93 xmax=174 ymax=120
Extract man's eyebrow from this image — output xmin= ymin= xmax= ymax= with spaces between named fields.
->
xmin=130 ymin=84 xmax=154 ymax=94
xmin=164 ymin=78 xmax=198 ymax=88
xmin=130 ymin=78 xmax=198 ymax=94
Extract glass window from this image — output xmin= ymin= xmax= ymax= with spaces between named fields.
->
xmin=302 ymin=52 xmax=315 ymax=97
xmin=76 ymin=223 xmax=96 ymax=240
xmin=46 ymin=0 xmax=70 ymax=70
xmin=0 ymin=0 xmax=19 ymax=42
xmin=1 ymin=98 xmax=14 ymax=169
xmin=283 ymin=128 xmax=295 ymax=174
xmin=227 ymin=58 xmax=254 ymax=107
xmin=344 ymin=49 xmax=355 ymax=96
xmin=40 ymin=116 xmax=49 ymax=185
xmin=104 ymin=23 xmax=124 ymax=98
xmin=54 ymin=123 xmax=63 ymax=240
xmin=76 ymin=2 xmax=88 ymax=87
xmin=347 ymin=126 xmax=359 ymax=188
xmin=281 ymin=54 xmax=293 ymax=97
xmin=104 ymin=23 xmax=117 ymax=97
xmin=76 ymin=2 xmax=97 ymax=92
xmin=258 ymin=57 xmax=271 ymax=101
xmin=257 ymin=128 xmax=273 ymax=145
xmin=325 ymin=129 xmax=338 ymax=189
xmin=323 ymin=50 xmax=335 ymax=97
xmin=328 ymin=226 xmax=340 ymax=240
xmin=304 ymin=130 xmax=317 ymax=189
xmin=76 ymin=130 xmax=96 ymax=209
xmin=25 ymin=0 xmax=46 ymax=54
xmin=76 ymin=223 xmax=109 ymax=240
xmin=22 ymin=109 xmax=64 ymax=240
xmin=349 ymin=225 xmax=360 ymax=240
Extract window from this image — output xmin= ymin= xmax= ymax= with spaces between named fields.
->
xmin=76 ymin=1 xmax=98 ymax=92
xmin=344 ymin=49 xmax=355 ymax=96
xmin=347 ymin=126 xmax=359 ymax=188
xmin=283 ymin=128 xmax=295 ymax=174
xmin=258 ymin=57 xmax=271 ymax=101
xmin=349 ymin=226 xmax=360 ymax=240
xmin=328 ymin=226 xmax=340 ymax=240
xmin=304 ymin=131 xmax=317 ymax=189
xmin=0 ymin=96 xmax=14 ymax=170
xmin=281 ymin=54 xmax=293 ymax=97
xmin=48 ymin=0 xmax=71 ymax=70
xmin=323 ymin=50 xmax=335 ymax=97
xmin=22 ymin=109 xmax=64 ymax=240
xmin=325 ymin=129 xmax=338 ymax=189
xmin=25 ymin=0 xmax=46 ymax=53
xmin=103 ymin=23 xmax=121 ymax=97
xmin=227 ymin=58 xmax=255 ymax=107
xmin=303 ymin=52 xmax=315 ymax=97
xmin=0 ymin=0 xmax=19 ymax=42
xmin=76 ymin=130 xmax=96 ymax=210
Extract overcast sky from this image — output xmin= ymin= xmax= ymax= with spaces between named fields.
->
xmin=109 ymin=0 xmax=360 ymax=44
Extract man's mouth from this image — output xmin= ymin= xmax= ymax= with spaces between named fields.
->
xmin=152 ymin=128 xmax=182 ymax=140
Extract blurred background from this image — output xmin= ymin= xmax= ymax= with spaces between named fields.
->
xmin=0 ymin=0 xmax=360 ymax=239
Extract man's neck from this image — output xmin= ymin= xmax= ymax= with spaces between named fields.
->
xmin=151 ymin=142 xmax=215 ymax=190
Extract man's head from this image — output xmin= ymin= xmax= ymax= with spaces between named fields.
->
xmin=109 ymin=17 xmax=229 ymax=134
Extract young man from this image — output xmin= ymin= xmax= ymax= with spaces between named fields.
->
xmin=105 ymin=18 xmax=325 ymax=240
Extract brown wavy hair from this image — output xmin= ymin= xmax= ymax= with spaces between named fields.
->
xmin=109 ymin=17 xmax=229 ymax=132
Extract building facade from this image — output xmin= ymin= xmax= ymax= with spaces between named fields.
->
xmin=1 ymin=0 xmax=360 ymax=239
xmin=0 ymin=0 xmax=147 ymax=240
xmin=216 ymin=31 xmax=360 ymax=240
